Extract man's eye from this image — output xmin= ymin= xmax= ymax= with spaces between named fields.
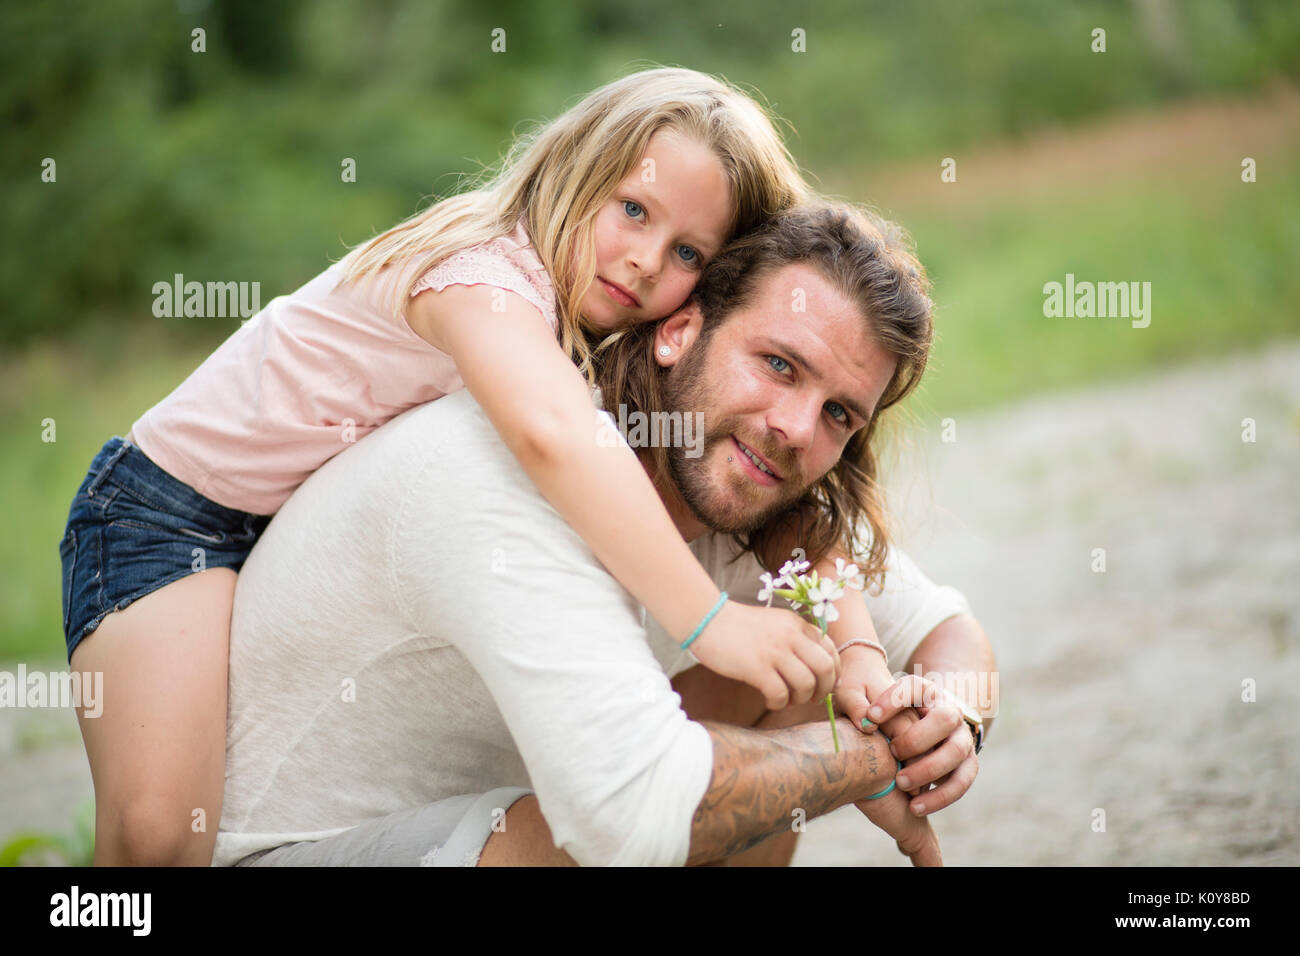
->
xmin=623 ymin=200 xmax=644 ymax=219
xmin=826 ymin=402 xmax=850 ymax=426
xmin=766 ymin=355 xmax=790 ymax=374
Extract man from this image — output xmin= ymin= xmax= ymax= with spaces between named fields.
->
xmin=214 ymin=203 xmax=996 ymax=867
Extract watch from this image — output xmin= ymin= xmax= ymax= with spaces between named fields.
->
xmin=956 ymin=698 xmax=985 ymax=755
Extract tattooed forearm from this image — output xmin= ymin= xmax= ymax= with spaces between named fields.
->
xmin=686 ymin=718 xmax=894 ymax=865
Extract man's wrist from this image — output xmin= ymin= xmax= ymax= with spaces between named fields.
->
xmin=688 ymin=718 xmax=896 ymax=864
xmin=950 ymin=694 xmax=985 ymax=754
xmin=833 ymin=717 xmax=898 ymax=801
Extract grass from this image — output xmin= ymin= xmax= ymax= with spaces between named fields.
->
xmin=859 ymin=94 xmax=1300 ymax=419
xmin=2 ymin=96 xmax=1298 ymax=665
xmin=0 ymin=323 xmax=213 ymax=665
xmin=0 ymin=801 xmax=94 ymax=866
xmin=906 ymin=167 xmax=1300 ymax=418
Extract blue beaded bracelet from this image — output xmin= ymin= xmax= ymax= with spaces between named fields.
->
xmin=864 ymin=733 xmax=905 ymax=800
xmin=681 ymin=592 xmax=728 ymax=650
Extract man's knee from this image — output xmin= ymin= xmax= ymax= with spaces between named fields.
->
xmin=476 ymin=795 xmax=577 ymax=866
xmin=724 ymin=830 xmax=801 ymax=867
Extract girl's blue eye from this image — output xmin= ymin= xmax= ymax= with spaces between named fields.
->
xmin=676 ymin=245 xmax=700 ymax=267
xmin=623 ymin=200 xmax=644 ymax=219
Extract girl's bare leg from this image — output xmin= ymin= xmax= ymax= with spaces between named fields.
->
xmin=70 ymin=569 xmax=237 ymax=865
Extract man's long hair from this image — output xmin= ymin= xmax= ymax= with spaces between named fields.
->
xmin=593 ymin=201 xmax=934 ymax=585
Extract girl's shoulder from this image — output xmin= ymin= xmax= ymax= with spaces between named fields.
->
xmin=411 ymin=218 xmax=558 ymax=331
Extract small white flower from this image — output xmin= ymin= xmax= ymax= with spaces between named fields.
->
xmin=778 ymin=558 xmax=810 ymax=580
xmin=757 ymin=572 xmax=776 ymax=606
xmin=835 ymin=558 xmax=866 ymax=591
xmin=811 ymin=599 xmax=840 ymax=625
xmin=815 ymin=577 xmax=844 ymax=603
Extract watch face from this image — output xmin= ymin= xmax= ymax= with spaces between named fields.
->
xmin=956 ymin=697 xmax=983 ymax=727
xmin=957 ymin=704 xmax=983 ymax=754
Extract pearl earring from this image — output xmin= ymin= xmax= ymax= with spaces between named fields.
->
xmin=658 ymin=346 xmax=671 ymax=357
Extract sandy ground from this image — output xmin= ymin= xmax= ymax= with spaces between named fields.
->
xmin=792 ymin=341 xmax=1300 ymax=866
xmin=4 ymin=343 xmax=1298 ymax=865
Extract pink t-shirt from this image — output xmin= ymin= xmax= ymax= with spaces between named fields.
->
xmin=130 ymin=219 xmax=558 ymax=515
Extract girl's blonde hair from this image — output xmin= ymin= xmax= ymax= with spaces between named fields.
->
xmin=337 ymin=66 xmax=809 ymax=383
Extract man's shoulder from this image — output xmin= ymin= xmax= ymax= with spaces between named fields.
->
xmin=321 ymin=388 xmax=510 ymax=497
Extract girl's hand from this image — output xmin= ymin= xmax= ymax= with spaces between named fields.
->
xmin=690 ymin=602 xmax=840 ymax=711
xmin=834 ymin=646 xmax=922 ymax=741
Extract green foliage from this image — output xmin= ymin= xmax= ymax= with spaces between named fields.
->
xmin=898 ymin=153 xmax=1300 ymax=414
xmin=2 ymin=0 xmax=1299 ymax=343
xmin=0 ymin=801 xmax=94 ymax=866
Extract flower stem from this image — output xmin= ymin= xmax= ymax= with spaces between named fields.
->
xmin=819 ymin=618 xmax=840 ymax=753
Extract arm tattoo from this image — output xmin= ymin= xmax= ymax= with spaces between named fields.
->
xmin=686 ymin=719 xmax=891 ymax=865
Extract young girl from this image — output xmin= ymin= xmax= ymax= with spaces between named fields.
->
xmin=59 ymin=67 xmax=851 ymax=865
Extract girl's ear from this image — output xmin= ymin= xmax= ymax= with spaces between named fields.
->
xmin=654 ymin=302 xmax=703 ymax=365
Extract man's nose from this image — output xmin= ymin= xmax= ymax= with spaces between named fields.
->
xmin=767 ymin=391 xmax=821 ymax=452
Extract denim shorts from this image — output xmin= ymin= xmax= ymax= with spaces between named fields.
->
xmin=59 ymin=437 xmax=271 ymax=663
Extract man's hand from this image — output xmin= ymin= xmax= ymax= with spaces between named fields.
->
xmin=853 ymin=787 xmax=943 ymax=866
xmin=850 ymin=739 xmax=943 ymax=866
xmin=867 ymin=674 xmax=979 ymax=817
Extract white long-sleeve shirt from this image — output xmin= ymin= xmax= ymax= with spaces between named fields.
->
xmin=214 ymin=388 xmax=970 ymax=867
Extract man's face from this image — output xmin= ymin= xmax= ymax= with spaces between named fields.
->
xmin=656 ymin=262 xmax=899 ymax=537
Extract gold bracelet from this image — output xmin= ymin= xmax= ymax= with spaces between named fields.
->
xmin=835 ymin=638 xmax=888 ymax=666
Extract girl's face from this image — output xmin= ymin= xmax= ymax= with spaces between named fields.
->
xmin=580 ymin=128 xmax=733 ymax=332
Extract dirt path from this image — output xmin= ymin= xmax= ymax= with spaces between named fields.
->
xmin=793 ymin=341 xmax=1300 ymax=866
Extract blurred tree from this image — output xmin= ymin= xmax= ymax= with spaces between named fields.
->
xmin=1 ymin=0 xmax=1297 ymax=344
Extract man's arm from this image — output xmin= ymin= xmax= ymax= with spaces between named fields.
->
xmin=480 ymin=717 xmax=903 ymax=867
xmin=686 ymin=718 xmax=896 ymax=865
xmin=672 ymin=608 xmax=996 ymax=862
xmin=903 ymin=612 xmax=999 ymax=735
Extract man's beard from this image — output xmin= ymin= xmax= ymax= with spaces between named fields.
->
xmin=659 ymin=340 xmax=811 ymax=534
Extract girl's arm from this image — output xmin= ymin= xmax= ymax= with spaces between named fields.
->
xmin=407 ymin=285 xmax=839 ymax=706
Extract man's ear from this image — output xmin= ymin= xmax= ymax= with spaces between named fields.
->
xmin=654 ymin=301 xmax=704 ymax=366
